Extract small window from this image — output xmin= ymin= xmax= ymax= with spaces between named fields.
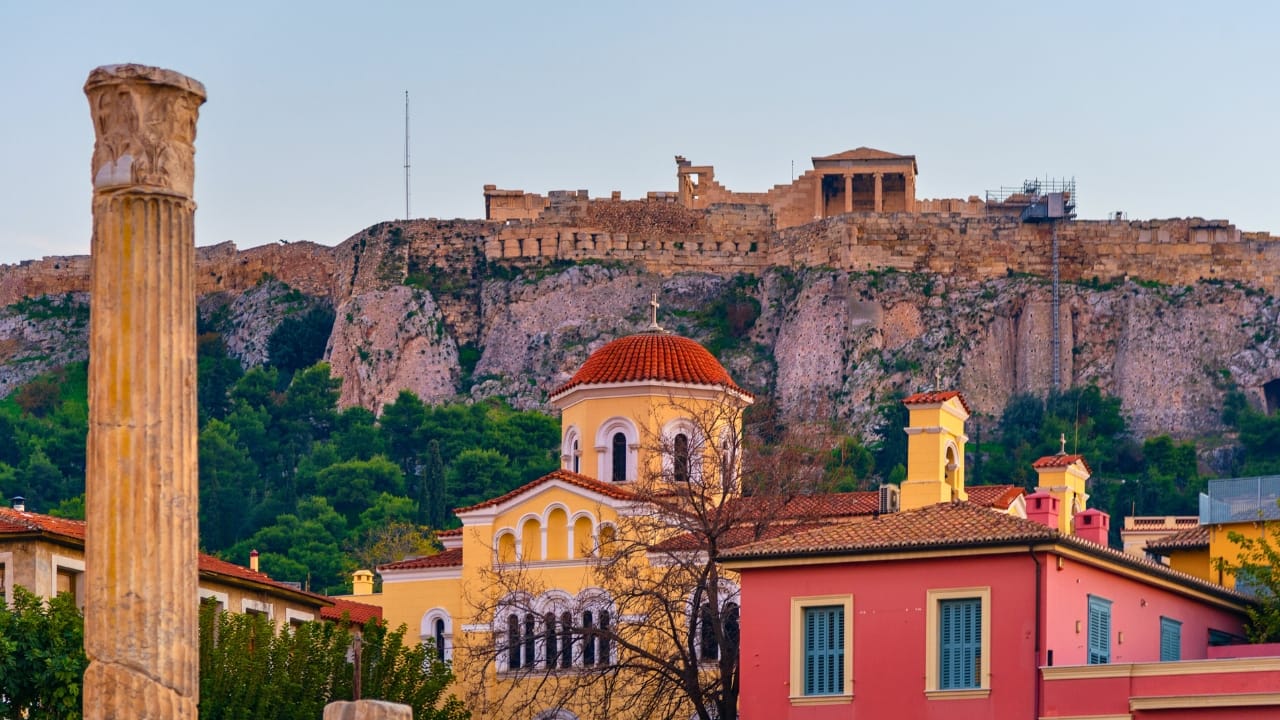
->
xmin=544 ymin=612 xmax=558 ymax=666
xmin=724 ymin=602 xmax=740 ymax=658
xmin=1087 ymin=596 xmax=1112 ymax=665
xmin=582 ymin=611 xmax=596 ymax=665
xmin=611 ymin=433 xmax=627 ymax=482
xmin=524 ymin=614 xmax=537 ymax=668
xmin=673 ymin=433 xmax=690 ymax=483
xmin=597 ymin=610 xmax=611 ymax=666
xmin=559 ymin=611 xmax=573 ymax=668
xmin=939 ymin=598 xmax=982 ymax=689
xmin=1160 ymin=617 xmax=1181 ymax=662
xmin=572 ymin=439 xmax=580 ymax=473
xmin=803 ymin=605 xmax=845 ymax=696
xmin=434 ymin=618 xmax=446 ymax=660
xmin=507 ymin=615 xmax=522 ymax=670
xmin=698 ymin=602 xmax=719 ymax=661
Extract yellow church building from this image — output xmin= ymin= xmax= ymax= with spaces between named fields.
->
xmin=344 ymin=326 xmax=1038 ymax=720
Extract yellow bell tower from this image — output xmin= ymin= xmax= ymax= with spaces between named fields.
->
xmin=1032 ymin=438 xmax=1092 ymax=534
xmin=899 ymin=391 xmax=970 ymax=511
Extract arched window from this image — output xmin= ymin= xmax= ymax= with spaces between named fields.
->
xmin=572 ymin=439 xmax=580 ymax=473
xmin=724 ymin=602 xmax=740 ymax=658
xmin=559 ymin=611 xmax=574 ymax=668
xmin=524 ymin=614 xmax=537 ymax=668
xmin=597 ymin=610 xmax=611 ymax=665
xmin=507 ymin=614 xmax=522 ymax=670
xmin=434 ymin=618 xmax=446 ymax=659
xmin=674 ymin=433 xmax=691 ymax=483
xmin=611 ymin=432 xmax=627 ymax=482
xmin=496 ymin=531 xmax=517 ymax=565
xmin=421 ymin=608 xmax=453 ymax=662
xmin=582 ymin=611 xmax=595 ymax=665
xmin=544 ymin=612 xmax=558 ymax=667
xmin=596 ymin=418 xmax=637 ymax=483
xmin=699 ymin=602 xmax=718 ymax=661
xmin=562 ymin=426 xmax=582 ymax=474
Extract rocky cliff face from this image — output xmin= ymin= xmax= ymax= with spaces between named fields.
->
xmin=3 ymin=221 xmax=1277 ymax=446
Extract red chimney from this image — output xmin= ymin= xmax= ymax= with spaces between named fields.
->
xmin=1026 ymin=491 xmax=1059 ymax=529
xmin=1073 ymin=508 xmax=1110 ymax=545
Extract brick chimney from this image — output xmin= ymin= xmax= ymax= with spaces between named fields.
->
xmin=1026 ymin=491 xmax=1060 ymax=529
xmin=1073 ymin=508 xmax=1110 ymax=545
xmin=249 ymin=549 xmax=259 ymax=573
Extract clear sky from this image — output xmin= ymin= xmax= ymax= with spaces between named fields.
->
xmin=2 ymin=1 xmax=1277 ymax=264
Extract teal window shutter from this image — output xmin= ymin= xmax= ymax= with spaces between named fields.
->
xmin=802 ymin=605 xmax=844 ymax=695
xmin=1160 ymin=617 xmax=1181 ymax=661
xmin=939 ymin=598 xmax=982 ymax=689
xmin=1087 ymin=596 xmax=1112 ymax=664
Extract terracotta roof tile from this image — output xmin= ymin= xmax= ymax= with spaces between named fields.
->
xmin=321 ymin=598 xmax=384 ymax=625
xmin=722 ymin=502 xmax=1056 ymax=559
xmin=0 ymin=506 xmax=87 ymax=539
xmin=1031 ymin=454 xmax=1093 ymax=474
xmin=454 ymin=469 xmax=636 ymax=515
xmin=0 ymin=507 xmax=330 ymax=605
xmin=722 ymin=503 xmax=1247 ymax=604
xmin=551 ymin=332 xmax=749 ymax=398
xmin=1144 ymin=525 xmax=1210 ymax=554
xmin=379 ymin=547 xmax=463 ymax=571
xmin=965 ymin=484 xmax=1025 ymax=510
xmin=903 ymin=390 xmax=971 ymax=414
xmin=436 ymin=528 xmax=462 ymax=538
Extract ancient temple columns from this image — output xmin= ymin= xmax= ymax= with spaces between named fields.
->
xmin=873 ymin=172 xmax=884 ymax=213
xmin=82 ymin=64 xmax=206 ymax=720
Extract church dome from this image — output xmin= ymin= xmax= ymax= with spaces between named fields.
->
xmin=551 ymin=331 xmax=749 ymax=398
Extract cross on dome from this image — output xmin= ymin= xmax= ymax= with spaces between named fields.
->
xmin=648 ymin=293 xmax=663 ymax=331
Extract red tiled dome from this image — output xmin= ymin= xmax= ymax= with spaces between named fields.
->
xmin=552 ymin=332 xmax=748 ymax=397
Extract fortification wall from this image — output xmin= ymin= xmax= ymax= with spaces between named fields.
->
xmin=0 ymin=241 xmax=340 ymax=307
xmin=478 ymin=197 xmax=1280 ymax=292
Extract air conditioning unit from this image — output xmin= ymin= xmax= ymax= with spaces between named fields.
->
xmin=879 ymin=484 xmax=900 ymax=514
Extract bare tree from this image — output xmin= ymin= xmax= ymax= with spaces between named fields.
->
xmin=460 ymin=395 xmax=835 ymax=720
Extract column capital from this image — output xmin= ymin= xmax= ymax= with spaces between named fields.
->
xmin=85 ymin=64 xmax=206 ymax=197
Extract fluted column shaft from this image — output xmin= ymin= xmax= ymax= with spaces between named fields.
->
xmin=83 ymin=64 xmax=206 ymax=720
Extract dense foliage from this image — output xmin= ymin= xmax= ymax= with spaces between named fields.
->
xmin=0 ymin=331 xmax=558 ymax=593
xmin=0 ymin=590 xmax=467 ymax=720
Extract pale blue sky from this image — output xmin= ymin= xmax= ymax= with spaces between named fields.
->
xmin=2 ymin=1 xmax=1277 ymax=264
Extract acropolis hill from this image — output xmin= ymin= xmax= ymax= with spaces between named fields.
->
xmin=2 ymin=147 xmax=1279 ymax=449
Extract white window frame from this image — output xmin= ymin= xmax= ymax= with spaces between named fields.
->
xmin=199 ymin=587 xmax=230 ymax=614
xmin=595 ymin=417 xmax=638 ymax=482
xmin=242 ymin=597 xmax=274 ymax=620
xmin=561 ymin=425 xmax=583 ymax=474
xmin=0 ymin=551 xmax=13 ymax=608
xmin=421 ymin=607 xmax=454 ymax=661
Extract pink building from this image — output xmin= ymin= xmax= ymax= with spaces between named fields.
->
xmin=722 ymin=502 xmax=1277 ymax=719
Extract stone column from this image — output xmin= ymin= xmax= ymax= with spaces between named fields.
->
xmin=843 ymin=174 xmax=853 ymax=214
xmin=82 ymin=64 xmax=206 ymax=720
xmin=905 ymin=171 xmax=916 ymax=213
xmin=873 ymin=172 xmax=884 ymax=213
xmin=813 ymin=174 xmax=824 ymax=219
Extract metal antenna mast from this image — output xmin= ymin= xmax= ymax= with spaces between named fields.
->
xmin=403 ymin=91 xmax=411 ymax=220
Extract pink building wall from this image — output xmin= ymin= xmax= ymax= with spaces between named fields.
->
xmin=1041 ymin=659 xmax=1280 ymax=718
xmin=738 ymin=552 xmax=1039 ymax=720
xmin=739 ymin=549 xmax=1252 ymax=720
xmin=1042 ymin=555 xmax=1245 ymax=666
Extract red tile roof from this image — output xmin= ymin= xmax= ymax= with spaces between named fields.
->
xmin=321 ymin=598 xmax=384 ymax=626
xmin=965 ymin=484 xmax=1025 ymax=510
xmin=721 ymin=503 xmax=1247 ymax=604
xmin=0 ymin=507 xmax=331 ymax=606
xmin=722 ymin=502 xmax=1057 ymax=558
xmin=454 ymin=469 xmax=636 ymax=514
xmin=379 ymin=547 xmax=464 ymax=572
xmin=0 ymin=506 xmax=87 ymax=539
xmin=903 ymin=390 xmax=971 ymax=414
xmin=436 ymin=528 xmax=462 ymax=538
xmin=551 ymin=332 xmax=749 ymax=398
xmin=1031 ymin=453 xmax=1093 ymax=474
xmin=1144 ymin=525 xmax=1210 ymax=554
